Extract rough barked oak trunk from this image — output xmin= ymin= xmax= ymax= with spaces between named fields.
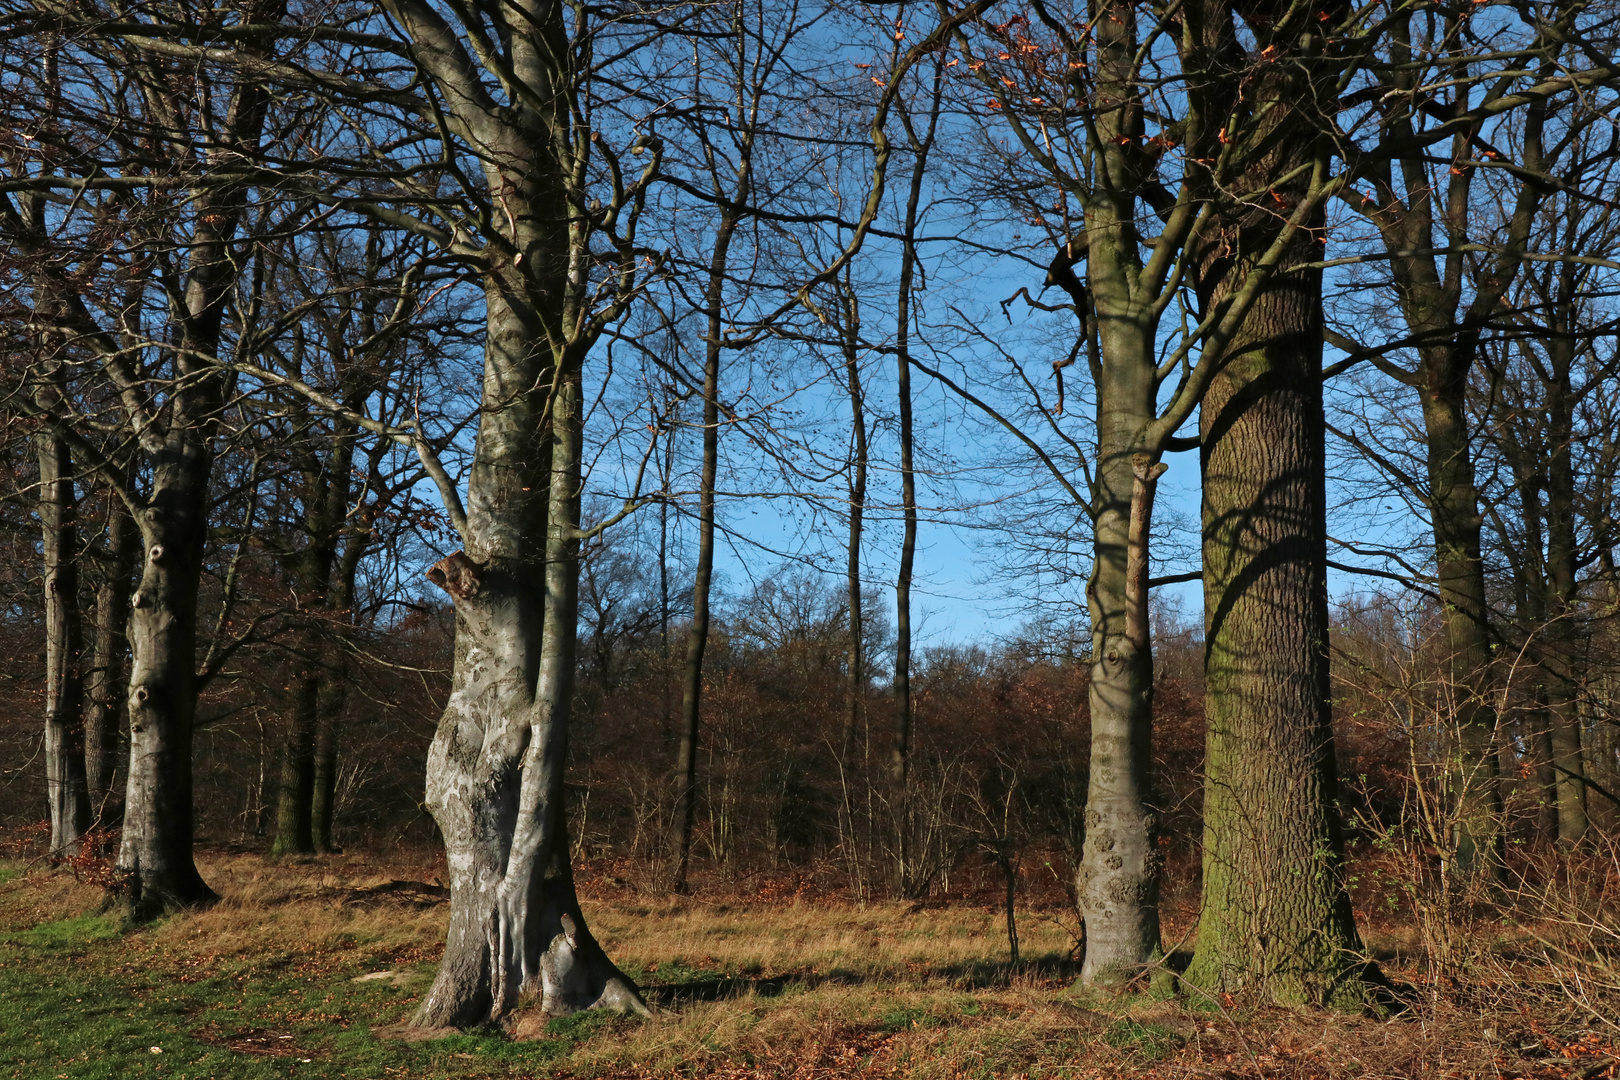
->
xmin=37 ymin=414 xmax=91 ymax=857
xmin=85 ymin=495 xmax=135 ymax=829
xmin=1184 ymin=244 xmax=1373 ymax=1007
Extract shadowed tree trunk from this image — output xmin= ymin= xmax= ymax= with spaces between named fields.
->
xmin=1184 ymin=231 xmax=1375 ymax=1007
xmin=85 ymin=495 xmax=134 ymax=830
xmin=1543 ymin=336 xmax=1589 ymax=844
xmin=272 ymin=674 xmax=319 ymax=857
xmin=36 ymin=381 xmax=90 ymax=857
xmin=1170 ymin=0 xmax=1383 ymax=1007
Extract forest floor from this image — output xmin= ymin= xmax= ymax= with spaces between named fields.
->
xmin=0 ymin=846 xmax=1617 ymax=1080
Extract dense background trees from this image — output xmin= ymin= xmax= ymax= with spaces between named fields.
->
xmin=1 ymin=0 xmax=1618 ymax=1031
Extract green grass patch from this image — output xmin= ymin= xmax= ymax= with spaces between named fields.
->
xmin=5 ymin=914 xmax=121 ymax=950
xmin=1103 ymin=1017 xmax=1183 ymax=1061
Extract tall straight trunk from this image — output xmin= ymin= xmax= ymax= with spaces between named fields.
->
xmin=1184 ymin=240 xmax=1372 ymax=1006
xmin=891 ymin=130 xmax=929 ymax=789
xmin=842 ymin=295 xmax=868 ymax=758
xmin=271 ymin=673 xmax=318 ymax=857
xmin=1351 ymin=81 xmax=1544 ymax=879
xmin=37 ymin=418 xmax=90 ymax=857
xmin=674 ymin=191 xmax=744 ymax=893
xmin=659 ymin=429 xmax=674 ymax=749
xmin=85 ymin=495 xmax=134 ymax=828
xmin=1543 ymin=341 xmax=1588 ymax=844
xmin=673 ymin=334 xmax=719 ymax=893
xmin=1419 ymin=377 xmax=1506 ymax=873
xmin=1069 ymin=0 xmax=1171 ymax=986
xmin=1174 ymin=0 xmax=1381 ymax=1005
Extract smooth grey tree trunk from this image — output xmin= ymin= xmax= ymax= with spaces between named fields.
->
xmin=412 ymin=279 xmax=646 ymax=1028
xmin=120 ymin=452 xmax=221 ymax=917
xmin=375 ymin=0 xmax=653 ymax=1028
xmin=37 ymin=414 xmax=91 ymax=857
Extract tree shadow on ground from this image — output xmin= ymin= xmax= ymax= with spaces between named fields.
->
xmin=640 ymin=952 xmax=1083 ymax=1006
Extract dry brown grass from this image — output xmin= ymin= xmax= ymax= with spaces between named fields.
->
xmin=4 ymin=846 xmax=1618 ymax=1079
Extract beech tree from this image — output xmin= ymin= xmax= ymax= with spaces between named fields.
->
xmin=0 ymin=3 xmax=296 ymax=915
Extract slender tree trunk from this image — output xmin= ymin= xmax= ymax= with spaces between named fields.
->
xmin=85 ymin=496 xmax=134 ymax=831
xmin=271 ymin=672 xmax=318 ymax=857
xmin=843 ymin=294 xmax=868 ymax=759
xmin=675 ymin=193 xmax=743 ymax=893
xmin=1543 ymin=349 xmax=1589 ymax=844
xmin=673 ymin=340 xmax=718 ymax=893
xmin=37 ymin=418 xmax=90 ymax=857
xmin=1418 ymin=376 xmax=1506 ymax=874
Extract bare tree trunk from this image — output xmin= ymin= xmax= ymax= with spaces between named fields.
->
xmin=842 ymin=287 xmax=868 ymax=758
xmin=1183 ymin=244 xmax=1374 ymax=1006
xmin=121 ymin=452 xmax=221 ymax=917
xmin=674 ymin=163 xmax=748 ymax=892
xmin=1544 ymin=342 xmax=1589 ymax=844
xmin=1419 ymin=380 xmax=1507 ymax=874
xmin=311 ymin=674 xmax=345 ymax=853
xmin=1078 ymin=448 xmax=1166 ymax=985
xmin=271 ymin=673 xmax=318 ymax=857
xmin=85 ymin=495 xmax=134 ymax=831
xmin=414 ymin=292 xmax=645 ymax=1025
xmin=673 ymin=332 xmax=719 ymax=893
xmin=37 ymin=415 xmax=90 ymax=857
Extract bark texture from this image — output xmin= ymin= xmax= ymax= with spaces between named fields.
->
xmin=1184 ymin=248 xmax=1371 ymax=1007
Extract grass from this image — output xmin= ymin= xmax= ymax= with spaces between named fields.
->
xmin=0 ymin=849 xmax=1615 ymax=1079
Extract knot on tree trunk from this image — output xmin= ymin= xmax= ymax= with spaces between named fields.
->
xmin=426 ymin=551 xmax=485 ymax=601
